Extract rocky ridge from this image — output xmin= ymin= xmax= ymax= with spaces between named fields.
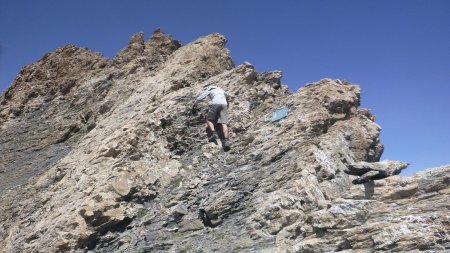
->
xmin=0 ymin=30 xmax=449 ymax=252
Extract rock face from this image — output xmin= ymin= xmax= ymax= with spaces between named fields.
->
xmin=0 ymin=30 xmax=449 ymax=252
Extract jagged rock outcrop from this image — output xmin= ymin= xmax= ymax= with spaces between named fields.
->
xmin=346 ymin=160 xmax=409 ymax=184
xmin=0 ymin=30 xmax=449 ymax=253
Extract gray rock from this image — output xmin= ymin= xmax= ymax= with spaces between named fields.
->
xmin=346 ymin=160 xmax=409 ymax=184
xmin=0 ymin=30 xmax=448 ymax=253
xmin=172 ymin=204 xmax=188 ymax=216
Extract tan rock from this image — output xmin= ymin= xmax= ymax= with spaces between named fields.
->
xmin=0 ymin=30 xmax=448 ymax=253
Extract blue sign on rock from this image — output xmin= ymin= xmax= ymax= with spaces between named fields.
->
xmin=271 ymin=106 xmax=289 ymax=122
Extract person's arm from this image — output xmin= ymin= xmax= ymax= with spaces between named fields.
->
xmin=192 ymin=89 xmax=210 ymax=114
xmin=225 ymin=92 xmax=230 ymax=108
xmin=194 ymin=89 xmax=210 ymax=107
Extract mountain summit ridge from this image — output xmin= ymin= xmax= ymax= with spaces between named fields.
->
xmin=0 ymin=30 xmax=448 ymax=252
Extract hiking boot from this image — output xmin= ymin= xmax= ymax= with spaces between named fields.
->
xmin=222 ymin=138 xmax=231 ymax=151
xmin=209 ymin=131 xmax=219 ymax=142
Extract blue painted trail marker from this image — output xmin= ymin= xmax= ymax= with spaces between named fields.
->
xmin=271 ymin=106 xmax=289 ymax=122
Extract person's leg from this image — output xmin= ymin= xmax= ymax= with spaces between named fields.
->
xmin=220 ymin=123 xmax=230 ymax=151
xmin=206 ymin=105 xmax=220 ymax=141
xmin=221 ymin=123 xmax=228 ymax=139
xmin=207 ymin=119 xmax=219 ymax=141
xmin=206 ymin=119 xmax=216 ymax=132
xmin=216 ymin=104 xmax=229 ymax=141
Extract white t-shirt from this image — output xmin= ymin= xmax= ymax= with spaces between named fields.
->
xmin=195 ymin=86 xmax=228 ymax=105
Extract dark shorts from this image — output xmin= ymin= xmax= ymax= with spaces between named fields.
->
xmin=207 ymin=104 xmax=228 ymax=124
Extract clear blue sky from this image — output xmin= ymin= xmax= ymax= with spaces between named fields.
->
xmin=1 ymin=1 xmax=449 ymax=175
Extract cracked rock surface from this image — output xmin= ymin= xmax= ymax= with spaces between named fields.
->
xmin=0 ymin=30 xmax=449 ymax=252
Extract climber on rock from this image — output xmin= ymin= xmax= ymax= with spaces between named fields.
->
xmin=192 ymin=85 xmax=231 ymax=151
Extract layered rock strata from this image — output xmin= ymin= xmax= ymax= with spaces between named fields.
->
xmin=0 ymin=30 xmax=448 ymax=252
